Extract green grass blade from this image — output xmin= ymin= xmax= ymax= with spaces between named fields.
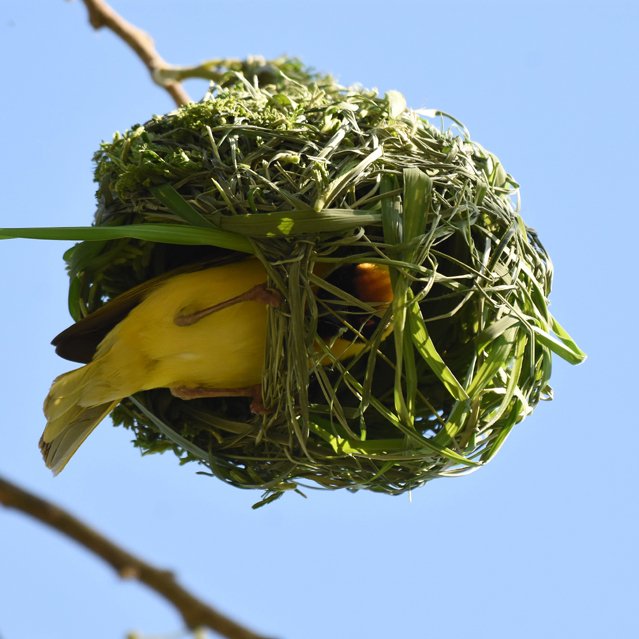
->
xmin=218 ymin=208 xmax=382 ymax=236
xmin=549 ymin=316 xmax=587 ymax=364
xmin=402 ymin=326 xmax=418 ymax=421
xmin=402 ymin=167 xmax=431 ymax=241
xmin=0 ymin=224 xmax=254 ymax=253
xmin=482 ymin=331 xmax=528 ymax=430
xmin=474 ymin=316 xmax=520 ymax=352
xmin=151 ymin=184 xmax=216 ymax=227
xmin=408 ymin=299 xmax=469 ymax=401
xmin=316 ymin=145 xmax=383 ymax=211
xmin=431 ymin=398 xmax=471 ymax=448
xmin=467 ymin=327 xmax=517 ymax=396
xmin=530 ymin=325 xmax=584 ymax=365
xmin=479 ymin=406 xmax=521 ymax=463
xmin=381 ymin=176 xmax=402 ymax=247
xmin=129 ymin=396 xmax=209 ymax=462
xmin=309 ymin=420 xmax=479 ymax=466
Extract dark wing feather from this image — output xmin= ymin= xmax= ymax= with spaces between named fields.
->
xmin=52 ymin=279 xmax=159 ymax=363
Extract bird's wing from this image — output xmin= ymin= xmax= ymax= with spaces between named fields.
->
xmin=52 ymin=256 xmax=249 ymax=363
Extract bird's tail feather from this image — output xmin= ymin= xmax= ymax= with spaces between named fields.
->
xmin=41 ymin=366 xmax=116 ymax=474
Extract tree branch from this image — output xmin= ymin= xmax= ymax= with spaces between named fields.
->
xmin=0 ymin=475 xmax=274 ymax=639
xmin=79 ymin=0 xmax=191 ymax=107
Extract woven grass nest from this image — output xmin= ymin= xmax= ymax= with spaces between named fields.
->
xmin=63 ymin=58 xmax=584 ymax=504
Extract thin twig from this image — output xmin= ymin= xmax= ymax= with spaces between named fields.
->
xmin=0 ymin=475 xmax=274 ymax=639
xmin=79 ymin=0 xmax=191 ymax=106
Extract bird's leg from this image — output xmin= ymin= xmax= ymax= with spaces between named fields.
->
xmin=174 ymin=284 xmax=282 ymax=327
xmin=170 ymin=383 xmax=269 ymax=415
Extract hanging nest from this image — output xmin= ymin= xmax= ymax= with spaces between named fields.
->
xmin=62 ymin=58 xmax=584 ymax=504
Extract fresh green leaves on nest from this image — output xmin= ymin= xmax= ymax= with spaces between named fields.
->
xmin=2 ymin=58 xmax=585 ymax=498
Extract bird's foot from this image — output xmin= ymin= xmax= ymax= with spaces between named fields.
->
xmin=174 ymin=284 xmax=282 ymax=326
xmin=170 ymin=383 xmax=270 ymax=415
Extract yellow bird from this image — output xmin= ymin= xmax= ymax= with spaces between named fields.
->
xmin=41 ymin=257 xmax=393 ymax=474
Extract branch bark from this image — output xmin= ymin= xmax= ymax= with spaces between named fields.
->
xmin=79 ymin=0 xmax=191 ymax=107
xmin=0 ymin=475 xmax=274 ymax=639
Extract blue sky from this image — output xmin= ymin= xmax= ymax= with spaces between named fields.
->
xmin=0 ymin=1 xmax=637 ymax=638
